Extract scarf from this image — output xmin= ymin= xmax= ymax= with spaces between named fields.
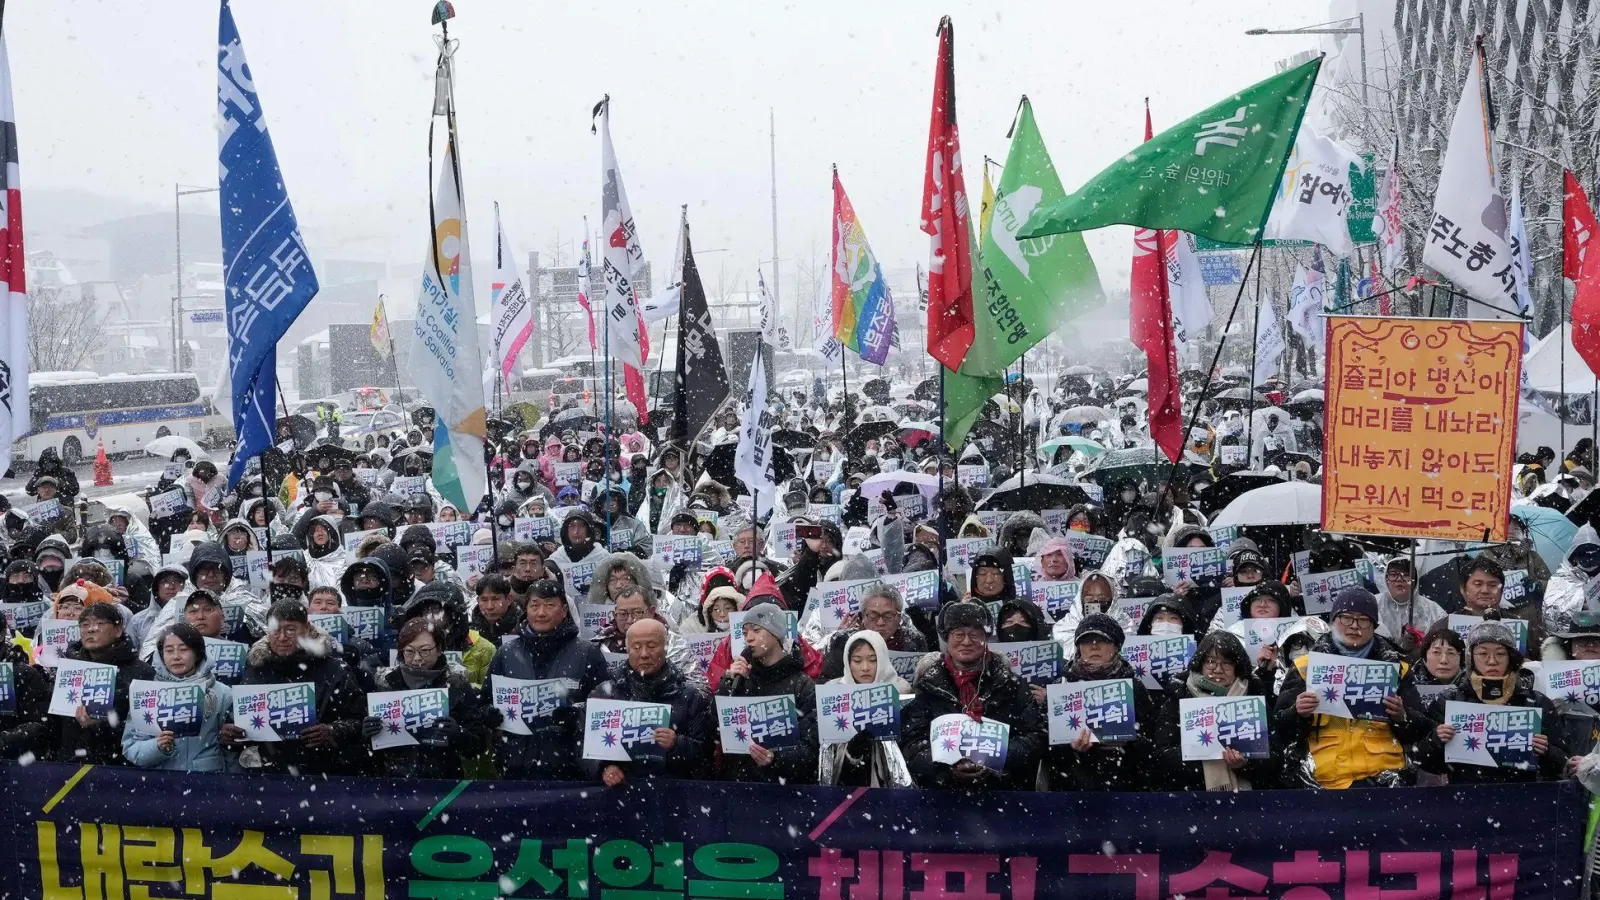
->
xmin=943 ymin=656 xmax=984 ymax=720
xmin=1332 ymin=634 xmax=1375 ymax=658
xmin=1469 ymin=673 xmax=1518 ymax=705
xmin=1186 ymin=673 xmax=1253 ymax=791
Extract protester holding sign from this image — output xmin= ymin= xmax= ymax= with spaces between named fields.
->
xmin=818 ymin=583 xmax=928 ymax=683
xmin=470 ymin=574 xmax=524 ymax=647
xmin=0 ymin=614 xmax=50 ymax=760
xmin=1275 ymin=588 xmax=1426 ymax=788
xmin=547 ymin=511 xmax=607 ymax=605
xmin=585 ymin=619 xmax=714 ymax=785
xmin=1151 ymin=631 xmax=1277 ymax=791
xmin=486 ymin=580 xmax=608 ymax=780
xmin=817 ymin=629 xmax=914 ymax=787
xmin=122 ymin=624 xmax=235 ymax=773
xmin=393 ymin=581 xmax=495 ymax=690
xmin=1417 ymin=623 xmax=1564 ymax=784
xmin=1046 ymin=614 xmax=1159 ymax=791
xmin=715 ymin=602 xmax=819 ymax=784
xmin=55 ymin=603 xmax=153 ymax=765
xmin=221 ymin=602 xmax=366 ymax=776
xmin=902 ymin=603 xmax=1045 ymax=791
xmin=361 ymin=619 xmax=499 ymax=779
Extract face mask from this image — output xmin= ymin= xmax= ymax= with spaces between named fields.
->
xmin=346 ymin=586 xmax=385 ymax=607
xmin=997 ymin=625 xmax=1033 ymax=643
xmin=497 ymin=516 xmax=514 ymax=528
xmin=1151 ymin=621 xmax=1183 ymax=637
xmin=7 ymin=582 xmax=39 ymax=602
xmin=94 ymin=550 xmax=114 ymax=562
xmin=40 ymin=568 xmax=63 ymax=591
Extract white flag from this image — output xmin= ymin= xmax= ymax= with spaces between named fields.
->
xmin=1373 ymin=134 xmax=1404 ymax=271
xmin=642 ymin=209 xmax=687 ymax=324
xmin=0 ymin=33 xmax=28 ymax=452
xmin=813 ymin=302 xmax=843 ymax=363
xmin=734 ymin=348 xmax=777 ymax=521
xmin=488 ymin=202 xmax=534 ymax=389
xmin=597 ymin=101 xmax=648 ymax=368
xmin=1254 ymin=295 xmax=1285 ymax=387
xmin=1422 ymin=45 xmax=1520 ymax=315
xmin=1164 ymin=231 xmax=1212 ymax=347
xmin=408 ymin=137 xmax=487 ymax=512
xmin=757 ymin=268 xmax=778 ymax=344
xmin=1508 ymin=183 xmax=1534 ymax=323
xmin=1265 ymin=122 xmax=1363 ymax=256
xmin=1287 ymin=254 xmax=1327 ymax=345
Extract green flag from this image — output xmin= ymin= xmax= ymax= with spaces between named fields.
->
xmin=1018 ymin=57 xmax=1320 ymax=246
xmin=942 ymin=99 xmax=1103 ymax=449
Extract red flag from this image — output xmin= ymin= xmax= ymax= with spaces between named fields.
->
xmin=1130 ymin=104 xmax=1182 ymax=462
xmin=1566 ymin=170 xmax=1598 ymax=282
xmin=921 ymin=17 xmax=975 ymax=371
xmin=1569 ymin=176 xmax=1600 ymax=377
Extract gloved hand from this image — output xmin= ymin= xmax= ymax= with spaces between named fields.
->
xmin=361 ymin=716 xmax=384 ymax=740
xmin=845 ymin=728 xmax=876 ymax=759
xmin=431 ymin=716 xmax=462 ymax=744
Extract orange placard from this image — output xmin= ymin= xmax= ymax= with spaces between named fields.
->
xmin=1322 ymin=316 xmax=1523 ymax=542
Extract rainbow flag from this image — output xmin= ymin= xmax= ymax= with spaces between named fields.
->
xmin=830 ymin=169 xmax=896 ymax=365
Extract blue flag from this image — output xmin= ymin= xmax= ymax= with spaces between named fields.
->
xmin=217 ymin=0 xmax=318 ymax=486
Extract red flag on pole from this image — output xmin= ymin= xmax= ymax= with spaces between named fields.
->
xmin=921 ymin=17 xmax=975 ymax=372
xmin=1568 ymin=175 xmax=1600 ymax=377
xmin=1130 ymin=103 xmax=1183 ymax=462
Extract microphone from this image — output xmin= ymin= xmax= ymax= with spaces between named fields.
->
xmin=727 ymin=646 xmax=754 ymax=696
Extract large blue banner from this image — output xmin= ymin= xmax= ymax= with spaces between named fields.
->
xmin=0 ymin=762 xmax=1584 ymax=899
xmin=217 ymin=0 xmax=319 ymax=486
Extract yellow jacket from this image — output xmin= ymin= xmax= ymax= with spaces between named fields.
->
xmin=1292 ymin=653 xmax=1411 ymax=789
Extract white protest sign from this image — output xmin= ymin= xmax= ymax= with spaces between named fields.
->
xmin=232 ymin=683 xmax=318 ymax=741
xmin=582 ymin=699 xmax=673 ymax=762
xmin=455 ymin=545 xmax=496 ymax=582
xmin=1046 ymin=678 xmax=1138 ymax=745
xmin=48 ymin=659 xmax=118 ymax=718
xmin=33 ymin=618 xmax=79 ymax=669
xmin=1299 ymin=568 xmax=1361 ymax=616
xmin=1211 ymin=586 xmax=1254 ymax=632
xmin=367 ymin=688 xmax=449 ymax=750
xmin=491 ymin=675 xmax=571 ymax=736
xmin=1178 ymin=695 xmax=1271 ymax=761
xmin=148 ymin=489 xmax=191 ymax=518
xmin=1306 ymin=652 xmax=1399 ymax=721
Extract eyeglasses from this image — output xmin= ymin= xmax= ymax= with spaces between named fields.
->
xmin=946 ymin=630 xmax=986 ymax=644
xmin=613 ymin=607 xmax=647 ymax=623
xmin=401 ymin=644 xmax=439 ymax=662
xmin=1333 ymin=614 xmax=1374 ymax=629
xmin=861 ymin=609 xmax=899 ymax=624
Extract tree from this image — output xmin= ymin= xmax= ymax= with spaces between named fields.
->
xmin=27 ymin=286 xmax=107 ymax=372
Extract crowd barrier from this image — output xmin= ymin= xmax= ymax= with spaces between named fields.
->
xmin=0 ymin=762 xmax=1586 ymax=899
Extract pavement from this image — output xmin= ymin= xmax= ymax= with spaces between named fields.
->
xmin=3 ymin=455 xmax=176 ymax=510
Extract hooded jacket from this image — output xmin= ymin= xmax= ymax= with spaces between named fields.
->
xmin=966 ymin=550 xmax=1017 ymax=604
xmin=634 ymin=466 xmax=687 ymax=536
xmin=901 ymin=651 xmax=1046 ymax=791
xmin=994 ymin=598 xmax=1052 ymax=643
xmin=586 ymin=552 xmax=657 ymax=608
xmin=138 ymin=544 xmax=264 ymax=658
xmin=1136 ymin=594 xmax=1199 ymax=638
xmin=368 ymin=659 xmax=500 ymax=779
xmin=585 ymin=659 xmax=715 ymax=781
xmin=103 ymin=499 xmax=163 ymax=564
xmin=818 ymin=630 xmax=914 ymax=788
xmin=121 ymin=651 xmax=237 ymax=773
xmin=56 ymin=634 xmax=156 ymax=765
xmin=713 ymin=643 xmax=819 ymax=785
xmin=1149 ymin=633 xmax=1279 ymax=791
xmin=218 ymin=518 xmax=261 ymax=555
xmin=1045 ymin=653 xmax=1162 ymax=792
xmin=237 ymin=628 xmax=368 ymax=776
xmin=998 ymin=511 xmax=1049 ymax=559
xmin=1416 ymin=670 xmax=1566 ymax=784
xmin=548 ymin=510 xmax=607 ymax=602
xmin=704 ymin=575 xmax=824 ymax=689
xmin=487 ymin=616 xmax=609 ymax=780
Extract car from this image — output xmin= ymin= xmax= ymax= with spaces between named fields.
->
xmin=340 ymin=408 xmax=408 ymax=452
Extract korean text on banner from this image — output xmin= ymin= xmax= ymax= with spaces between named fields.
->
xmin=1321 ymin=316 xmax=1522 ymax=542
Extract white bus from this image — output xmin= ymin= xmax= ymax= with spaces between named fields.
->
xmin=14 ymin=371 xmax=209 ymax=465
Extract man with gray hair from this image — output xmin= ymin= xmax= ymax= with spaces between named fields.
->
xmin=819 ymin=582 xmax=928 ymax=681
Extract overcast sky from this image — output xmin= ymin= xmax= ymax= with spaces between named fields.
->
xmin=10 ymin=0 xmax=1346 ymax=312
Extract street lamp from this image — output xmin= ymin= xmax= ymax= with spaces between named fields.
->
xmin=1246 ymin=15 xmax=1367 ymax=105
xmin=174 ymin=183 xmax=220 ymax=373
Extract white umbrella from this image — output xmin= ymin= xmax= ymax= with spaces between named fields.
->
xmin=1250 ymin=406 xmax=1290 ymax=426
xmin=144 ymin=435 xmax=208 ymax=460
xmin=859 ymin=405 xmax=902 ymax=424
xmin=1060 ymin=405 xmax=1106 ymax=425
xmin=1210 ymin=481 xmax=1321 ymax=527
xmin=1126 ymin=377 xmax=1149 ymax=393
xmin=1290 ymin=389 xmax=1325 ymax=403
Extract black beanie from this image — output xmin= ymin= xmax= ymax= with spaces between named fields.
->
xmin=938 ymin=601 xmax=992 ymax=636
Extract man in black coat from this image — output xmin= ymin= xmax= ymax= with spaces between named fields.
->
xmin=715 ymin=602 xmax=819 ymax=784
xmin=486 ymin=579 xmax=609 ymax=780
xmin=1046 ymin=614 xmax=1163 ymax=791
xmin=585 ymin=619 xmax=714 ymax=784
xmin=54 ymin=603 xmax=155 ymax=765
xmin=901 ymin=603 xmax=1046 ymax=791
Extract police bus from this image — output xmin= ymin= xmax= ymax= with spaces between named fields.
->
xmin=13 ymin=371 xmax=209 ymax=465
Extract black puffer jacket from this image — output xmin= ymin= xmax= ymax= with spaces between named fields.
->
xmin=236 ymin=631 xmax=368 ymax=776
xmin=714 ymin=646 xmax=819 ymax=785
xmin=1417 ymin=671 xmax=1567 ymax=784
xmin=367 ymin=661 xmax=500 ymax=779
xmin=585 ymin=662 xmax=715 ymax=781
xmin=1150 ymin=674 xmax=1280 ymax=791
xmin=55 ymin=635 xmax=156 ymax=765
xmin=470 ymin=602 xmax=525 ymax=648
xmin=487 ymin=617 xmax=609 ymax=780
xmin=0 ymin=640 xmax=53 ymax=760
xmin=1044 ymin=655 xmax=1162 ymax=792
xmin=901 ymin=652 xmax=1046 ymax=791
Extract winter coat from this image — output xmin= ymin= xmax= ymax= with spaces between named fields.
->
xmin=0 ymin=640 xmax=51 ymax=760
xmin=818 ymin=626 xmax=927 ymax=682
xmin=817 ymin=631 xmax=914 ymax=788
xmin=121 ymin=655 xmax=237 ymax=773
xmin=584 ymin=661 xmax=715 ymax=781
xmin=27 ymin=449 xmax=80 ymax=501
xmin=1415 ymin=672 xmax=1567 ymax=784
xmin=591 ymin=610 xmax=706 ymax=691
xmin=367 ymin=661 xmax=500 ymax=779
xmin=548 ymin=511 xmax=608 ymax=604
xmin=586 ymin=552 xmax=657 ymax=608
xmin=998 ymin=511 xmax=1048 ymax=559
xmin=235 ymin=630 xmax=368 ymax=776
xmin=1045 ymin=656 xmax=1162 ymax=792
xmin=469 ymin=602 xmax=525 ymax=648
xmin=1150 ymin=674 xmax=1279 ymax=791
xmin=714 ymin=645 xmax=819 ymax=785
xmin=487 ymin=618 xmax=609 ymax=780
xmin=901 ymin=652 xmax=1046 ymax=791
xmin=1272 ymin=633 xmax=1430 ymax=788
xmin=54 ymin=635 xmax=156 ymax=765
xmin=103 ymin=499 xmax=162 ymax=564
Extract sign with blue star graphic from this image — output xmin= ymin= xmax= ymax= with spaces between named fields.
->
xmin=1445 ymin=700 xmax=1540 ymax=769
xmin=231 ymin=683 xmax=316 ymax=742
xmin=1179 ymin=695 xmax=1269 ymax=761
xmin=127 ymin=680 xmax=204 ymax=739
xmin=48 ymin=659 xmax=118 ymax=719
xmin=366 ymin=688 xmax=450 ymax=750
xmin=582 ymin=699 xmax=672 ymax=763
xmin=1306 ymin=652 xmax=1399 ymax=721
xmin=715 ymin=695 xmax=800 ymax=755
xmin=815 ymin=682 xmax=901 ymax=744
xmin=929 ymin=714 xmax=1010 ymax=773
xmin=1047 ymin=678 xmax=1137 ymax=745
xmin=1538 ymin=660 xmax=1600 ymax=707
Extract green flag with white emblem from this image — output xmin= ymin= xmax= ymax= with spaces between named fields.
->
xmin=1019 ymin=57 xmax=1320 ymax=246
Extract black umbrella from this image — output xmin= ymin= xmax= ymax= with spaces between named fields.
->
xmin=307 ymin=441 xmax=358 ymax=470
xmin=1081 ymin=447 xmax=1188 ymax=488
xmin=862 ymin=378 xmax=892 ymax=404
xmin=844 ymin=420 xmax=899 ymax=456
xmin=704 ymin=441 xmax=795 ymax=497
xmin=770 ymin=429 xmax=814 ymax=451
xmin=1195 ymin=471 xmax=1284 ymax=519
xmin=911 ymin=377 xmax=941 ymax=402
xmin=978 ymin=474 xmax=1091 ymax=512
xmin=275 ymin=414 xmax=318 ymax=450
xmin=387 ymin=446 xmax=434 ymax=473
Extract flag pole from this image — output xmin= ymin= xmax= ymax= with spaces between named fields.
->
xmin=1161 ymin=242 xmax=1262 ymax=500
xmin=1246 ymin=248 xmax=1264 ymax=466
xmin=586 ymin=216 xmax=598 ymax=392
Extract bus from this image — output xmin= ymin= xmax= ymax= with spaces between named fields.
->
xmin=14 ymin=371 xmax=208 ymax=465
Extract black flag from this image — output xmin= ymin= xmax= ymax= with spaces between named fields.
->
xmin=673 ymin=221 xmax=730 ymax=444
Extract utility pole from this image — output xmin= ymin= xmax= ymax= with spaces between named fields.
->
xmin=769 ymin=107 xmax=780 ymax=322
